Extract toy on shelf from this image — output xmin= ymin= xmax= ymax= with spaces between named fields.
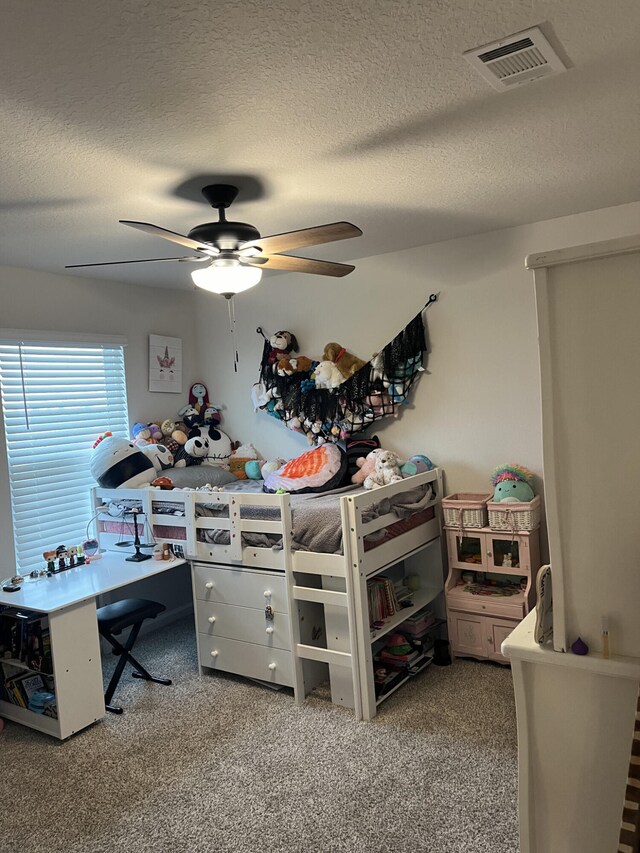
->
xmin=491 ymin=463 xmax=535 ymax=503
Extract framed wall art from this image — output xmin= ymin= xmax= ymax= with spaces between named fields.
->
xmin=149 ymin=334 xmax=182 ymax=393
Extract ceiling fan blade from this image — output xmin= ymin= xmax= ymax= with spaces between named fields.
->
xmin=119 ymin=220 xmax=219 ymax=255
xmin=240 ymin=221 xmax=362 ymax=255
xmin=65 ymin=256 xmax=208 ymax=269
xmin=243 ymin=254 xmax=355 ymax=277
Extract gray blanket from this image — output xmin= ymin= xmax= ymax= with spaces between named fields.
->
xmin=195 ymin=481 xmax=433 ymax=555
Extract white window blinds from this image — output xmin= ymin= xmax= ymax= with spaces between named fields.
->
xmin=0 ymin=342 xmax=129 ymax=575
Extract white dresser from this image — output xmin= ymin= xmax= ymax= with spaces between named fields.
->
xmin=192 ymin=562 xmax=323 ymax=690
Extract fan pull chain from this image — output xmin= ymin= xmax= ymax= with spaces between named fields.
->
xmin=227 ymin=296 xmax=239 ymax=372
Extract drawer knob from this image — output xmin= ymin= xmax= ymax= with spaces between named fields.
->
xmin=208 ymin=616 xmax=216 ymax=624
xmin=264 ymin=589 xmax=272 ymax=598
xmin=266 ymin=626 xmax=274 ymax=635
xmin=210 ymin=650 xmax=219 ymax=658
xmin=205 ymin=581 xmax=214 ymax=590
xmin=268 ymin=662 xmax=276 ymax=671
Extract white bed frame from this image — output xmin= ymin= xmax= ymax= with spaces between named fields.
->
xmin=92 ymin=467 xmax=444 ymax=720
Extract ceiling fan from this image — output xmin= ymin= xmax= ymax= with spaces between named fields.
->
xmin=65 ymin=184 xmax=363 ymax=297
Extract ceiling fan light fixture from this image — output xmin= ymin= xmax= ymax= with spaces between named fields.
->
xmin=191 ymin=260 xmax=262 ymax=296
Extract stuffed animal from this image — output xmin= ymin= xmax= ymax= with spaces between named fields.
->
xmin=203 ymin=406 xmax=221 ymax=426
xmin=178 ymin=405 xmax=203 ymax=434
xmin=130 ymin=422 xmax=152 ymax=446
xmin=245 ymin=457 xmax=287 ymax=480
xmin=491 ymin=463 xmax=535 ymax=502
xmin=401 ymin=454 xmax=434 ymax=477
xmin=173 ymin=435 xmax=210 ymax=467
xmin=276 ymin=355 xmax=315 ymax=376
xmin=90 ymin=433 xmax=156 ymax=488
xmin=322 ymin=342 xmax=367 ymax=379
xmin=363 ymin=450 xmax=403 ymax=489
xmin=313 ymin=360 xmax=344 ymax=390
xmin=142 ymin=443 xmax=175 ymax=473
xmin=365 ymin=390 xmax=394 ymax=418
xmin=351 ymin=448 xmax=385 ymax=486
xmin=229 ymin=443 xmax=260 ymax=479
xmin=188 ymin=382 xmax=209 ymax=415
xmin=201 ymin=429 xmax=233 ymax=468
xmin=266 ymin=331 xmax=298 ymax=367
xmin=147 ymin=423 xmax=163 ymax=442
xmin=161 ymin=419 xmax=176 ymax=438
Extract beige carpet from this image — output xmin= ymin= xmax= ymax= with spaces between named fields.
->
xmin=1 ymin=618 xmax=519 ymax=853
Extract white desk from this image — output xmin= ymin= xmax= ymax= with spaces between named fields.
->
xmin=0 ymin=554 xmax=187 ymax=739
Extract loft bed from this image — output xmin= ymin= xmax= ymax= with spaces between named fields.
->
xmin=91 ymin=467 xmax=444 ymax=720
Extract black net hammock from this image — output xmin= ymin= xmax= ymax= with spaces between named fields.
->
xmin=253 ymin=296 xmax=437 ymax=446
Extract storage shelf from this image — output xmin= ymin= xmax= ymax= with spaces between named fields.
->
xmin=376 ymin=653 xmax=434 ymax=705
xmin=0 ymin=698 xmax=60 ymax=735
xmin=1 ymin=657 xmax=52 ymax=675
xmin=369 ymin=585 xmax=442 ymax=642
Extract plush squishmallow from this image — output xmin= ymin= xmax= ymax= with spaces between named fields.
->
xmin=491 ymin=463 xmax=535 ymax=502
xmin=201 ymin=428 xmax=233 ymax=468
xmin=263 ymin=444 xmax=347 ymax=494
xmin=142 ymin=443 xmax=174 ymax=473
xmin=90 ymin=433 xmax=155 ymax=488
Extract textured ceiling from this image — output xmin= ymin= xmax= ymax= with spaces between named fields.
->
xmin=1 ymin=0 xmax=639 ymax=290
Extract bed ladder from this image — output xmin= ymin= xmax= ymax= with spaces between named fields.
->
xmin=282 ymin=498 xmax=363 ymax=721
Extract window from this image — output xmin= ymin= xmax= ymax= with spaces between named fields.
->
xmin=0 ymin=341 xmax=129 ymax=575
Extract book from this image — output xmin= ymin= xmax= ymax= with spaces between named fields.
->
xmin=379 ymin=648 xmax=422 ymax=667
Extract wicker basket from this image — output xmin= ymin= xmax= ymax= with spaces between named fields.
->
xmin=442 ymin=493 xmax=491 ymax=529
xmin=487 ymin=494 xmax=541 ymax=531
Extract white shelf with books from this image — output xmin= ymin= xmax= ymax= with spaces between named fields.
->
xmin=353 ymin=528 xmax=448 ymax=719
xmin=0 ymin=601 xmax=104 ymax=739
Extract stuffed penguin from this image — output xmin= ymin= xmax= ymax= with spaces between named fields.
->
xmin=90 ymin=433 xmax=156 ymax=488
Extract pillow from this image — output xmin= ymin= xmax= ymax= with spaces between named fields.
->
xmin=263 ymin=444 xmax=347 ymax=494
xmin=343 ymin=435 xmax=380 ymax=483
xmin=162 ymin=465 xmax=237 ymax=489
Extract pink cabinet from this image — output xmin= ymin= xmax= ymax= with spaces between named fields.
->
xmin=445 ymin=526 xmax=540 ymax=664
xmin=448 ymin=611 xmax=518 ymax=664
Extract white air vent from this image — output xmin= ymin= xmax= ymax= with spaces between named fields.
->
xmin=464 ymin=26 xmax=567 ymax=91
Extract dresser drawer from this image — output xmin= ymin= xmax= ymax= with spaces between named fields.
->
xmin=195 ymin=600 xmax=291 ymax=650
xmin=198 ymin=634 xmax=293 ymax=687
xmin=193 ymin=562 xmax=286 ymax=610
xmin=446 ymin=591 xmax=525 ymax=621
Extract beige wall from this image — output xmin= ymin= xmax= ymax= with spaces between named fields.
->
xmin=194 ymin=200 xmax=640 ymax=504
xmin=2 ymin=200 xmax=640 ymax=574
